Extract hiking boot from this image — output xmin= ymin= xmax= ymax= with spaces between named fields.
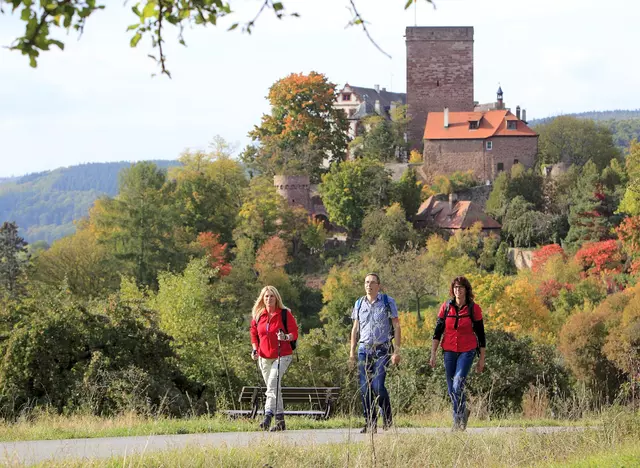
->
xmin=460 ymin=408 xmax=471 ymax=431
xmin=259 ymin=413 xmax=273 ymax=431
xmin=382 ymin=420 xmax=393 ymax=431
xmin=360 ymin=424 xmax=377 ymax=434
xmin=269 ymin=414 xmax=286 ymax=432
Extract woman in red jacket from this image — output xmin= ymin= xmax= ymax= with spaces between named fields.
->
xmin=250 ymin=285 xmax=298 ymax=432
xmin=429 ymin=276 xmax=486 ymax=431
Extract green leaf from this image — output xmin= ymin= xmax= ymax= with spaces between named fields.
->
xmin=29 ymin=55 xmax=37 ymax=68
xmin=142 ymin=1 xmax=157 ymax=19
xmin=130 ymin=33 xmax=142 ymax=47
xmin=49 ymin=39 xmax=64 ymax=50
xmin=126 ymin=24 xmax=139 ymax=31
xmin=404 ymin=0 xmax=414 ymax=9
xmin=272 ymin=2 xmax=284 ymax=11
xmin=227 ymin=23 xmax=238 ymax=31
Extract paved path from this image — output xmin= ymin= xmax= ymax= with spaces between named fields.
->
xmin=0 ymin=426 xmax=585 ymax=466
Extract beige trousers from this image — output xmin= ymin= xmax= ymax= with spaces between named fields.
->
xmin=258 ymin=354 xmax=293 ymax=415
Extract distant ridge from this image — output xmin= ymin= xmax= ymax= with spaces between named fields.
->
xmin=528 ymin=109 xmax=640 ymax=126
xmin=0 ymin=160 xmax=181 ymax=244
xmin=528 ymin=109 xmax=640 ymax=151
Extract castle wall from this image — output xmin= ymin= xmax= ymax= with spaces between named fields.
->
xmin=273 ymin=175 xmax=311 ymax=211
xmin=406 ymin=27 xmax=474 ymax=148
xmin=423 ymin=136 xmax=538 ymax=182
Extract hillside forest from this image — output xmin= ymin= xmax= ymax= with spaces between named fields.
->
xmin=1 ymin=72 xmax=640 ymax=421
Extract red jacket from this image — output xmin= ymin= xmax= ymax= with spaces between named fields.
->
xmin=250 ymin=309 xmax=299 ymax=359
xmin=437 ymin=302 xmax=483 ymax=353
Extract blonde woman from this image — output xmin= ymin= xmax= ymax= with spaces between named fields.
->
xmin=250 ymin=285 xmax=298 ymax=431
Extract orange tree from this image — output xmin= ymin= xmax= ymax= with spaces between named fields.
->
xmin=248 ymin=72 xmax=349 ymax=182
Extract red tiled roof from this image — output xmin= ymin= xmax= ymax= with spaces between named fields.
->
xmin=416 ymin=196 xmax=501 ymax=230
xmin=424 ymin=109 xmax=537 ymax=140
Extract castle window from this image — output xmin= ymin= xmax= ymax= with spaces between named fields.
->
xmin=486 ymin=141 xmax=493 ymax=150
xmin=497 ymin=162 xmax=504 ymax=172
xmin=348 ymin=108 xmax=356 ymax=117
xmin=514 ymin=159 xmax=519 ymax=165
xmin=469 ymin=121 xmax=479 ymax=130
xmin=507 ymin=121 xmax=517 ymax=130
xmin=342 ymin=93 xmax=351 ymax=101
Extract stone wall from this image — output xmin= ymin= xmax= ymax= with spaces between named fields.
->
xmin=273 ymin=175 xmax=311 ymax=211
xmin=423 ymin=136 xmax=538 ymax=183
xmin=406 ymin=26 xmax=474 ymax=148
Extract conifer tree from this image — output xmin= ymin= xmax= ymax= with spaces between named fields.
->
xmin=565 ymin=161 xmax=616 ymax=250
xmin=0 ymin=222 xmax=29 ymax=298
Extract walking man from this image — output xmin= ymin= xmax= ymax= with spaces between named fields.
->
xmin=349 ymin=273 xmax=401 ymax=433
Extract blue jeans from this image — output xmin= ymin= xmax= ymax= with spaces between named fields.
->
xmin=443 ymin=350 xmax=475 ymax=424
xmin=358 ymin=344 xmax=392 ymax=426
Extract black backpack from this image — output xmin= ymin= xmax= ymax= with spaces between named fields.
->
xmin=443 ymin=299 xmax=479 ymax=356
xmin=281 ymin=308 xmax=297 ymax=350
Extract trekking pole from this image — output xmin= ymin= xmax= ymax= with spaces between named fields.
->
xmin=275 ymin=329 xmax=283 ymax=417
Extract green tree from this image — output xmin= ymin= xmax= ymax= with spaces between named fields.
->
xmin=90 ymin=162 xmax=179 ymax=287
xmin=537 ymin=116 xmax=621 ymax=170
xmin=171 ymin=141 xmax=248 ymax=244
xmin=350 ymin=115 xmax=396 ymax=161
xmin=494 ymin=241 xmax=515 ymax=275
xmin=565 ymin=161 xmax=617 ymax=250
xmin=392 ymin=168 xmax=422 ymax=221
xmin=234 ymin=176 xmax=288 ymax=248
xmin=0 ymin=221 xmax=28 ymax=298
xmin=319 ymin=158 xmax=392 ymax=235
xmin=382 ymin=246 xmax=438 ymax=321
xmin=618 ymin=140 xmax=640 ymax=216
xmin=32 ymin=223 xmax=119 ymax=298
xmin=361 ymin=203 xmax=417 ymax=251
xmin=248 ymin=72 xmax=349 ymax=182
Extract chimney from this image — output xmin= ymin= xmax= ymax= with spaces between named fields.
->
xmin=448 ymin=192 xmax=457 ymax=211
xmin=522 ymin=109 xmax=527 ymax=123
xmin=374 ymin=84 xmax=380 ymax=93
xmin=516 ymin=105 xmax=521 ymax=120
xmin=375 ymin=99 xmax=381 ymax=115
xmin=382 ymin=87 xmax=387 ymax=92
xmin=444 ymin=107 xmax=449 ymax=128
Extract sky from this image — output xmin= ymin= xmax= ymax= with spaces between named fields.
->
xmin=1 ymin=0 xmax=639 ymax=178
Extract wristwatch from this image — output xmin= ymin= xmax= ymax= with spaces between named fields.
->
xmin=252 ymin=349 xmax=258 ymax=357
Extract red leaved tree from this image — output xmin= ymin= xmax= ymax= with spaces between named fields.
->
xmin=196 ymin=232 xmax=232 ymax=276
xmin=531 ymin=244 xmax=566 ymax=273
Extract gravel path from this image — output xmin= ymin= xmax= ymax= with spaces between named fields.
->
xmin=0 ymin=426 xmax=586 ymax=466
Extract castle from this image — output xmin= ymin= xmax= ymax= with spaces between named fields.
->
xmin=337 ymin=27 xmax=538 ymax=184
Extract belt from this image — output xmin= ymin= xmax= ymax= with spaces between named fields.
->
xmin=360 ymin=341 xmax=390 ymax=350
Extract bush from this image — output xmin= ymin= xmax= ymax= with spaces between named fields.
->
xmin=0 ymin=293 xmax=205 ymax=419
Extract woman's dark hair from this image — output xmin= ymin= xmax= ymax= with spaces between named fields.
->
xmin=449 ymin=276 xmax=474 ymax=303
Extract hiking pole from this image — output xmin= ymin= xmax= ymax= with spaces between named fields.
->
xmin=275 ymin=329 xmax=283 ymax=418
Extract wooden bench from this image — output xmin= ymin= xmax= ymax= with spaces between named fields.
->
xmin=224 ymin=386 xmax=340 ymax=420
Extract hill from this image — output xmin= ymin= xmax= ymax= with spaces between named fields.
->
xmin=529 ymin=110 xmax=640 ymax=151
xmin=0 ymin=160 xmax=181 ymax=244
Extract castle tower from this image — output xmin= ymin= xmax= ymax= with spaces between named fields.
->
xmin=406 ymin=26 xmax=474 ymax=147
xmin=273 ymin=175 xmax=311 ymax=212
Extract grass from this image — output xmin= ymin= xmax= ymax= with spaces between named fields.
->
xmin=27 ymin=412 xmax=640 ymax=467
xmin=0 ymin=411 xmax=596 ymax=442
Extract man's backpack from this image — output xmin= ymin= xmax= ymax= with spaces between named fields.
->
xmin=281 ymin=308 xmax=297 ymax=351
xmin=356 ymin=294 xmax=395 ymax=345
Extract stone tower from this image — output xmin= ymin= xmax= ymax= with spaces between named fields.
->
xmin=273 ymin=175 xmax=311 ymax=212
xmin=406 ymin=26 xmax=474 ymax=147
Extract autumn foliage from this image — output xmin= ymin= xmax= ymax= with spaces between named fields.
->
xmin=532 ymin=244 xmax=565 ymax=273
xmin=196 ymin=232 xmax=232 ymax=276
xmin=574 ymin=240 xmax=624 ymax=277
